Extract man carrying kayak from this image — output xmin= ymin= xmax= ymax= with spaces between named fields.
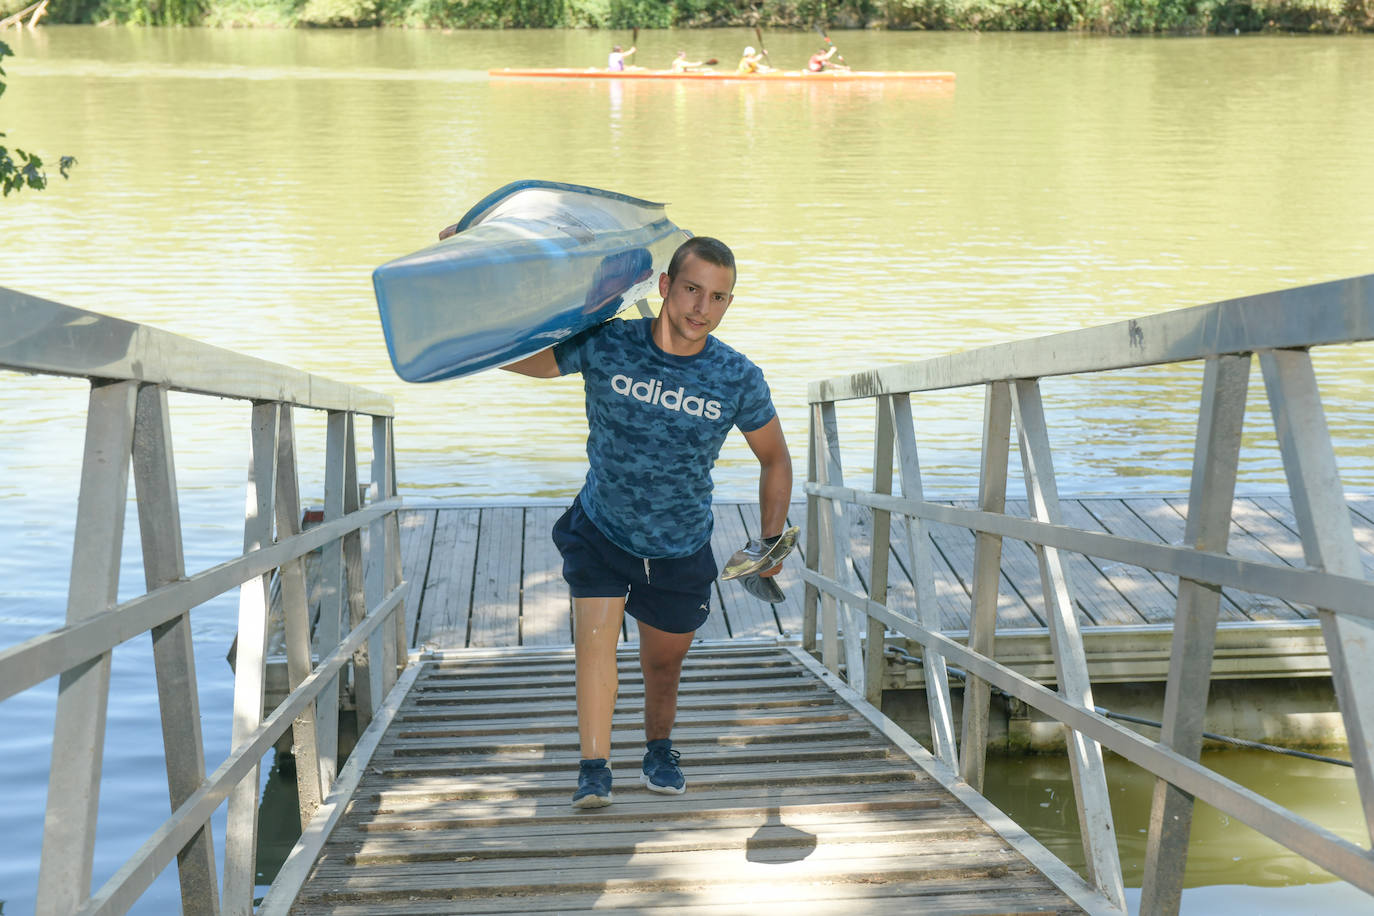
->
xmin=502 ymin=236 xmax=793 ymax=808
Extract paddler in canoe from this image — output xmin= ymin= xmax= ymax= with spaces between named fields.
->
xmin=670 ymin=50 xmax=710 ymax=73
xmin=607 ymin=44 xmax=637 ymax=71
xmin=808 ymin=44 xmax=850 ymax=73
xmin=737 ymin=46 xmax=772 ymax=74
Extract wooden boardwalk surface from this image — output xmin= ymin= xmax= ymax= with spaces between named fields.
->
xmin=289 ymin=644 xmax=1096 ymax=914
xmin=396 ymin=494 xmax=1374 ymax=651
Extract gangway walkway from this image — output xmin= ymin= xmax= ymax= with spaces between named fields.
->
xmin=278 ymin=643 xmax=1103 ymax=914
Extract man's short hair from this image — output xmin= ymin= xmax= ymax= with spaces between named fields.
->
xmin=667 ymin=236 xmax=735 ymax=285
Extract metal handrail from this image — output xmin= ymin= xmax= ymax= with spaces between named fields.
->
xmin=1 ymin=291 xmax=409 ymax=916
xmin=804 ymin=271 xmax=1374 ymax=914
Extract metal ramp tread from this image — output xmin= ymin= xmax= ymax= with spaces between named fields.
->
xmin=288 ymin=645 xmax=1092 ymax=914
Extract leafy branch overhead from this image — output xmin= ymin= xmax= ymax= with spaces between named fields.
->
xmin=1 ymin=39 xmax=76 ymax=197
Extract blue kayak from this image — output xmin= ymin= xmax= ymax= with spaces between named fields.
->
xmin=373 ymin=180 xmax=688 ymax=383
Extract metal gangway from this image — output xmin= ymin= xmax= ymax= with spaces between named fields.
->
xmin=801 ymin=271 xmax=1374 ymax=912
xmin=1 ymin=288 xmax=405 ymax=915
xmin=3 ymin=273 xmax=1374 ymax=914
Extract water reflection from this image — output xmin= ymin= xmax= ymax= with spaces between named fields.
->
xmin=1 ymin=28 xmax=1373 ymax=913
xmin=983 ymin=749 xmax=1368 ymax=911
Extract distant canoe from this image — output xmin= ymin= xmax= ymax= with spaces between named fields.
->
xmin=373 ymin=180 xmax=687 ymax=383
xmin=489 ymin=68 xmax=955 ymax=83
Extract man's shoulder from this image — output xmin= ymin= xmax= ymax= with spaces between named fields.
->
xmin=703 ymin=334 xmax=759 ymax=368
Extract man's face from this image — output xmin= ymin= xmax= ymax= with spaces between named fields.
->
xmin=657 ymin=253 xmax=735 ymax=350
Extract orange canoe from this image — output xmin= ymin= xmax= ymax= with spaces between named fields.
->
xmin=488 ymin=67 xmax=955 ymax=83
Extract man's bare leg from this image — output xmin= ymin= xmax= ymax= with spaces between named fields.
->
xmin=638 ymin=619 xmax=694 ymax=795
xmin=571 ymin=597 xmax=624 ymax=808
xmin=575 ymin=596 xmax=626 ymax=758
xmin=637 ymin=620 xmax=694 ymax=740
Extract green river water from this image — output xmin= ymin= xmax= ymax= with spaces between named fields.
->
xmin=1 ymin=25 xmax=1372 ymax=914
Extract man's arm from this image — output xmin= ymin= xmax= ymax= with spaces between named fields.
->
xmin=742 ymin=415 xmax=793 ymax=576
xmin=501 ymin=347 xmax=560 ymax=378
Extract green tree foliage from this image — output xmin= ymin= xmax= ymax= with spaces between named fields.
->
xmin=18 ymin=0 xmax=1374 ymax=31
xmin=0 ymin=40 xmax=76 ymax=197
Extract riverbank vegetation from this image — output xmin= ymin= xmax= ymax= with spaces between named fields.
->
xmin=15 ymin=0 xmax=1374 ymax=32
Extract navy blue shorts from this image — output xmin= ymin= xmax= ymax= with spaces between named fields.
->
xmin=552 ymin=497 xmax=716 ymax=635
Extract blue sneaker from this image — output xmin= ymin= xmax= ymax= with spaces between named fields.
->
xmin=641 ymin=739 xmax=685 ymax=795
xmin=572 ymin=758 xmax=612 ymax=808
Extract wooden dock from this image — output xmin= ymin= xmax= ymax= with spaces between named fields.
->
xmin=396 ymin=494 xmax=1374 ymax=651
xmin=288 ymin=644 xmax=1098 ymax=914
xmin=269 ymin=490 xmax=1374 ymax=913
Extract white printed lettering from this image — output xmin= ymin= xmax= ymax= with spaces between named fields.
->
xmin=606 ymin=374 xmax=724 ymax=421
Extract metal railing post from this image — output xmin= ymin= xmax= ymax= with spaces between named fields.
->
xmin=340 ymin=412 xmax=378 ymax=729
xmin=374 ymin=416 xmax=407 ymax=675
xmin=867 ymin=397 xmax=896 ymax=705
xmin=1261 ymin=348 xmax=1374 ymax=838
xmin=1012 ymin=379 xmax=1125 ymax=910
xmin=959 ymin=381 xmax=1011 ymax=793
xmin=318 ymin=410 xmax=347 ymax=793
xmin=890 ymin=393 xmax=959 ymax=770
xmin=816 ymin=400 xmax=864 ymax=690
xmin=274 ymin=406 xmax=325 ymax=827
xmin=36 ymin=380 xmax=138 ymax=916
xmin=132 ymin=384 xmax=219 ymax=915
xmin=803 ymin=406 xmax=820 ymax=652
xmin=1142 ymin=353 xmax=1251 ymax=915
xmin=370 ymin=415 xmax=400 ymax=693
xmin=811 ymin=402 xmax=840 ymax=669
xmin=223 ymin=401 xmax=281 ymax=915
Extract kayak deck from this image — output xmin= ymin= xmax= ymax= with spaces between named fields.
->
xmin=489 ymin=67 xmax=955 ymax=82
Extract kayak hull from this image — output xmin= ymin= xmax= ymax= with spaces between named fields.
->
xmin=373 ymin=180 xmax=688 ymax=383
xmin=489 ymin=67 xmax=955 ymax=82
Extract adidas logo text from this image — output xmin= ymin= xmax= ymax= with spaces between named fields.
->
xmin=610 ymin=374 xmax=722 ymax=420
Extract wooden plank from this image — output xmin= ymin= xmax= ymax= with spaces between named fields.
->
xmin=370 ymin=744 xmax=897 ymax=780
xmin=302 ymin=839 xmax=1027 ymax=894
xmin=1343 ymin=494 xmax=1374 ymax=566
xmin=416 ymin=508 xmax=480 ymax=648
xmin=289 ymin=647 xmax=1087 ymax=915
xmin=468 ymin=507 xmax=523 ymax=647
xmin=925 ymin=513 xmax=1040 ymax=629
xmin=955 ymin=498 xmax=1053 ymax=628
xmin=519 ymin=505 xmax=572 ymax=646
xmin=1072 ymin=499 xmax=1197 ymax=625
xmin=710 ymin=504 xmax=780 ymax=639
xmin=1118 ymin=497 xmax=1253 ymax=623
xmin=1260 ymin=494 xmax=1374 ymax=581
xmin=294 ymin=873 xmax=1068 ymax=915
xmin=1041 ymin=499 xmax=1148 ymax=626
xmin=395 ymin=509 xmax=435 ymax=648
xmin=1163 ymin=496 xmax=1303 ymax=620
xmin=885 ymin=509 xmax=971 ymax=631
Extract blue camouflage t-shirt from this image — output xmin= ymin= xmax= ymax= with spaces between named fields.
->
xmin=553 ymin=317 xmax=776 ymax=558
